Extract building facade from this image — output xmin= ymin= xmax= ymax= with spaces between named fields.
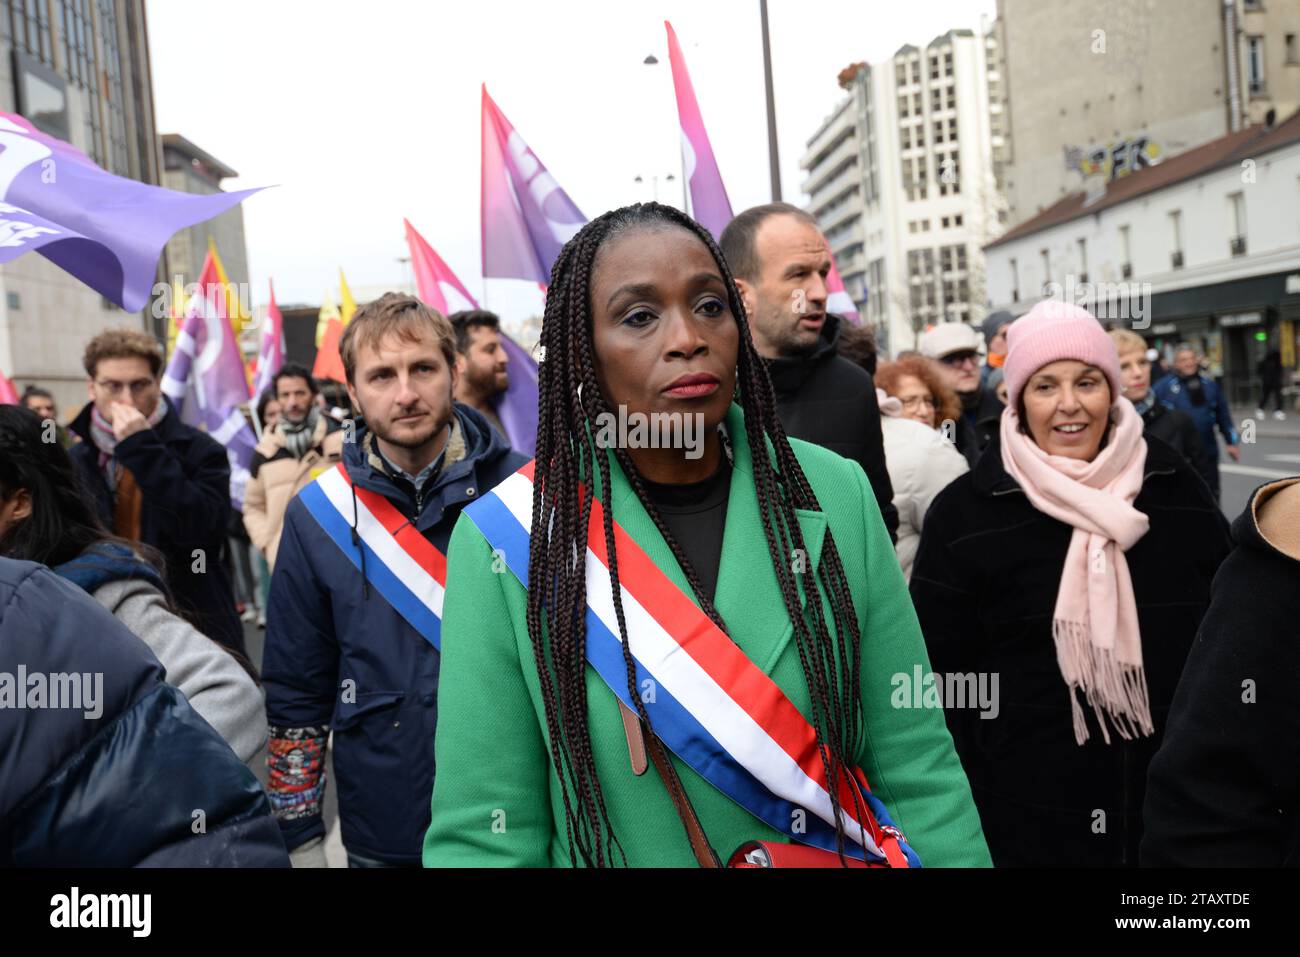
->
xmin=801 ymin=28 xmax=1005 ymax=356
xmin=984 ymin=110 xmax=1300 ymax=406
xmin=997 ymin=0 xmax=1300 ymax=227
xmin=162 ymin=133 xmax=249 ymax=296
xmin=0 ymin=0 xmax=160 ymax=414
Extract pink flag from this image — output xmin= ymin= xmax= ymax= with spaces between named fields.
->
xmin=0 ymin=368 xmax=18 ymax=404
xmin=666 ymin=21 xmax=733 ymax=240
xmin=253 ymin=280 xmax=285 ymax=398
xmin=481 ymin=86 xmax=586 ymax=283
xmin=825 ymin=246 xmax=861 ymax=325
xmin=405 ymin=219 xmax=481 ymax=314
xmin=404 ymin=218 xmax=539 ymax=457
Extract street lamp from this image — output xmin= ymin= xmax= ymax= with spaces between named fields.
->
xmin=634 ymin=173 xmax=677 ymax=204
xmin=642 ymin=52 xmax=690 ymax=213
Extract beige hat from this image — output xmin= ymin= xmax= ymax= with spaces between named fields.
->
xmin=919 ymin=322 xmax=983 ymax=360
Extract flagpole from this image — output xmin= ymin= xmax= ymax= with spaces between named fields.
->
xmin=759 ymin=0 xmax=782 ymax=202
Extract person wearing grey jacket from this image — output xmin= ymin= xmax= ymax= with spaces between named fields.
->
xmin=0 ymin=404 xmax=264 ymax=763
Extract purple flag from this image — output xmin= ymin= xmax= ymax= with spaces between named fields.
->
xmin=481 ymin=86 xmax=586 ymax=283
xmin=0 ymin=111 xmax=260 ymax=311
xmin=666 ymin=21 xmax=734 ymax=241
xmin=162 ymin=256 xmax=257 ymax=508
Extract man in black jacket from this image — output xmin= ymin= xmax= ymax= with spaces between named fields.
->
xmin=1143 ymin=477 xmax=1300 ymax=866
xmin=1109 ymin=329 xmax=1207 ymax=486
xmin=920 ymin=321 xmax=1003 ymax=468
xmin=721 ymin=203 xmax=898 ymax=542
xmin=68 ymin=329 xmax=244 ymax=654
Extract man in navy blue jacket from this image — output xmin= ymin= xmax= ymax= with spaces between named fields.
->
xmin=1153 ymin=344 xmax=1240 ymax=502
xmin=0 ymin=557 xmax=287 ymax=866
xmin=262 ymin=293 xmax=526 ymax=868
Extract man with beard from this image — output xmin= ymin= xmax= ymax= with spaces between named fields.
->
xmin=720 ymin=203 xmax=898 ymax=542
xmin=449 ymin=310 xmax=510 ymax=441
xmin=243 ymin=364 xmax=344 ymax=569
xmin=262 ymin=294 xmax=525 ymax=868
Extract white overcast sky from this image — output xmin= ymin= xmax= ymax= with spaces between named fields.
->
xmin=148 ymin=0 xmax=994 ymax=322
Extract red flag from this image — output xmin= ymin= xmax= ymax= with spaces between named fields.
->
xmin=313 ymin=313 xmax=346 ymax=383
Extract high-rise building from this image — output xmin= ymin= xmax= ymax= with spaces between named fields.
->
xmin=162 ymin=134 xmax=249 ymax=295
xmin=997 ymin=0 xmax=1300 ymax=226
xmin=801 ymin=28 xmax=1006 ymax=356
xmin=0 ymin=0 xmax=161 ymax=413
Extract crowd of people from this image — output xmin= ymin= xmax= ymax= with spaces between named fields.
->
xmin=1 ymin=200 xmax=1296 ymax=869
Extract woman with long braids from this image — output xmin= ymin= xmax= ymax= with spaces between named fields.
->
xmin=0 ymin=404 xmax=265 ymax=763
xmin=424 ymin=203 xmax=988 ymax=867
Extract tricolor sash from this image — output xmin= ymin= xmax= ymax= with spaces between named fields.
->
xmin=298 ymin=462 xmax=447 ymax=650
xmin=464 ymin=462 xmax=918 ymax=866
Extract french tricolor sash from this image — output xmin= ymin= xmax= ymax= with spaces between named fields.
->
xmin=464 ymin=462 xmax=919 ymax=866
xmin=297 ymin=462 xmax=447 ymax=650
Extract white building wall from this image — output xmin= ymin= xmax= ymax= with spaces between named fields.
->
xmin=985 ymin=138 xmax=1300 ymax=313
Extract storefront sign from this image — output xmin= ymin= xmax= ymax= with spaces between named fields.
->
xmin=1218 ymin=312 xmax=1263 ymax=328
xmin=1150 ymin=322 xmax=1178 ymax=335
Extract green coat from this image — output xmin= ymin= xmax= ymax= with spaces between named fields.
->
xmin=424 ymin=405 xmax=990 ymax=867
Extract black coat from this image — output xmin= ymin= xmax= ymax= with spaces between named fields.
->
xmin=1142 ymin=478 xmax=1300 ymax=866
xmin=0 ymin=558 xmax=287 ymax=866
xmin=766 ymin=316 xmax=899 ymax=541
xmin=910 ymin=431 xmax=1232 ymax=867
xmin=1141 ymin=400 xmax=1209 ymax=488
xmin=68 ymin=397 xmax=244 ymax=655
xmin=954 ymin=387 xmax=1004 ymax=469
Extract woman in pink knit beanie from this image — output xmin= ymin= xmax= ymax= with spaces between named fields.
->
xmin=908 ymin=299 xmax=1233 ymax=867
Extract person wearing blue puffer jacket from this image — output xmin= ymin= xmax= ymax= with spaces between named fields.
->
xmin=0 ymin=557 xmax=288 ymax=866
xmin=1153 ymin=344 xmax=1240 ymax=502
xmin=262 ymin=293 xmax=525 ymax=868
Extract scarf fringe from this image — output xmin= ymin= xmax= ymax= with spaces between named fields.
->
xmin=1053 ymin=619 xmax=1154 ymax=746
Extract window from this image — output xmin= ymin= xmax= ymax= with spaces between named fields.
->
xmin=901 ymin=127 xmax=911 ymax=149
xmin=929 ymin=54 xmax=939 ymax=80
xmin=911 ymin=59 xmax=920 ymax=84
xmin=98 ymin=0 xmax=131 ymax=176
xmin=913 ymin=93 xmax=922 ymax=113
xmin=954 ymin=213 xmax=963 ymax=227
xmin=899 ymin=95 xmax=909 ymax=118
xmin=1041 ymin=248 xmax=1051 ymax=289
xmin=62 ymin=0 xmax=95 ymax=89
xmin=1228 ymin=191 xmax=1247 ymax=238
xmin=896 ymin=62 xmax=907 ymax=86
xmin=1287 ymin=34 xmax=1298 ymax=65
xmin=1170 ymin=210 xmax=1183 ymax=251
xmin=9 ymin=0 xmax=55 ymax=64
xmin=946 ymin=87 xmax=957 ymax=110
xmin=1077 ymin=238 xmax=1088 ymax=282
xmin=1010 ymin=258 xmax=1020 ymax=302
xmin=1247 ymin=36 xmax=1266 ymax=94
xmin=934 ymin=121 xmax=944 ymax=143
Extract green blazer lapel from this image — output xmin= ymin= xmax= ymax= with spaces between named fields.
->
xmin=712 ymin=406 xmax=826 ymax=677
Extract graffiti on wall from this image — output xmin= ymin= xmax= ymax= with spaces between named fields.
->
xmin=1064 ymin=136 xmax=1162 ymax=182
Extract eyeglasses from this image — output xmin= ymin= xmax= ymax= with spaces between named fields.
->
xmin=95 ymin=379 xmax=155 ymax=397
xmin=939 ymin=351 xmax=979 ymax=368
xmin=898 ymin=394 xmax=937 ymax=410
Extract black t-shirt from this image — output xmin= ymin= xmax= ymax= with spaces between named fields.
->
xmin=640 ymin=460 xmax=732 ymax=606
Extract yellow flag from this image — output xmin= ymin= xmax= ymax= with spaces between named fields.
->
xmin=339 ymin=269 xmax=358 ymax=326
xmin=316 ymin=292 xmax=342 ymax=348
xmin=208 ymin=237 xmax=252 ymax=340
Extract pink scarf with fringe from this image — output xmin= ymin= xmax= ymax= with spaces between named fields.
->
xmin=999 ymin=399 xmax=1153 ymax=745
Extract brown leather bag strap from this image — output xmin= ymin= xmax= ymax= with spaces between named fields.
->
xmin=643 ymin=723 xmax=722 ymax=868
